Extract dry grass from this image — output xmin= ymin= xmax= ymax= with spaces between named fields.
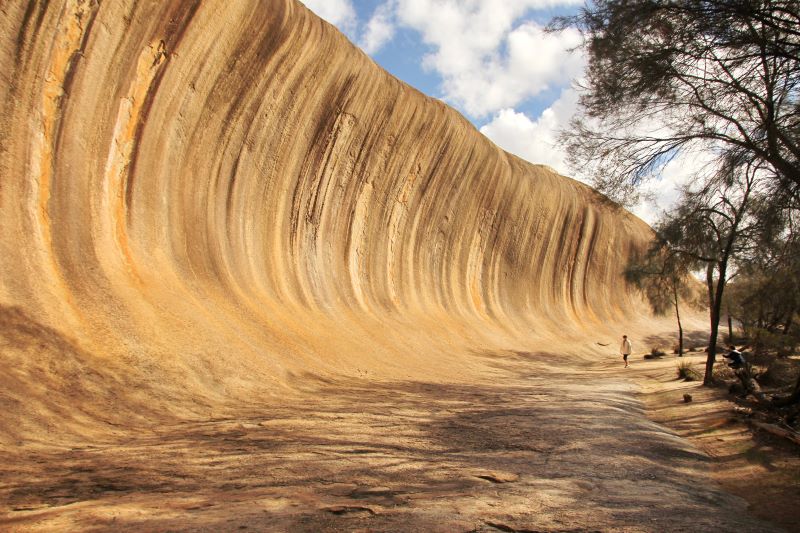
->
xmin=677 ymin=360 xmax=702 ymax=381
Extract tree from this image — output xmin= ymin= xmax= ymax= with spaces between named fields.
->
xmin=626 ymin=247 xmax=697 ymax=355
xmin=654 ymin=162 xmax=762 ymax=383
xmin=555 ymin=0 xmax=800 ymax=384
xmin=724 ymin=197 xmax=800 ymax=345
xmin=726 ymin=263 xmax=799 ymax=336
xmin=556 ymin=0 xmax=800 ymax=205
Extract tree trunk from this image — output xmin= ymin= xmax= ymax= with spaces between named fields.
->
xmin=735 ymin=366 xmax=768 ymax=402
xmin=706 ymin=313 xmax=720 ymax=384
xmin=704 ymin=265 xmax=718 ymax=384
xmin=705 ymin=260 xmax=729 ymax=385
xmin=748 ymin=420 xmax=800 ymax=446
xmin=674 ymin=284 xmax=683 ymax=356
xmin=728 ymin=314 xmax=733 ymax=344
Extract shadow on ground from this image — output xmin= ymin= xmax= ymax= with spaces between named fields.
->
xmin=641 ymin=329 xmax=710 ymax=354
xmin=0 ymin=351 xmax=778 ymax=532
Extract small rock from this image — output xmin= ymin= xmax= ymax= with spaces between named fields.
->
xmin=683 ymin=393 xmax=693 ymax=403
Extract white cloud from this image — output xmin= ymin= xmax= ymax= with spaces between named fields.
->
xmin=631 ymin=150 xmax=715 ymax=224
xmin=395 ymin=0 xmax=584 ymax=117
xmin=480 ymin=87 xmax=579 ymax=174
xmin=299 ymin=0 xmax=358 ymax=37
xmin=480 ymin=89 xmax=707 ymax=225
xmin=359 ymin=2 xmax=397 ymax=54
xmin=301 ymin=1 xmax=585 ymax=117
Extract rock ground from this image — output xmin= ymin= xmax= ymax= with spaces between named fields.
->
xmin=1 ymin=350 xmax=782 ymax=532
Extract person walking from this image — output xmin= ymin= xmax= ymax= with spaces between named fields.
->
xmin=620 ymin=335 xmax=632 ymax=367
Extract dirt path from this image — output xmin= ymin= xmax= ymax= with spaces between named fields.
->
xmin=634 ymin=352 xmax=800 ymax=533
xmin=1 ymin=352 xmax=780 ymax=532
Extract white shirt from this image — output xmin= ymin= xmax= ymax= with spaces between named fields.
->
xmin=621 ymin=338 xmax=632 ymax=355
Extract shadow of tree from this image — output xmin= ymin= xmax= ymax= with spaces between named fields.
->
xmin=1 ymin=350 xmax=778 ymax=532
xmin=0 ymin=305 xmax=182 ymax=445
xmin=641 ymin=329 xmax=711 ymax=354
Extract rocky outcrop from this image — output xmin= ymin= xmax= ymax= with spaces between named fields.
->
xmin=0 ymin=0 xmax=651 ymax=441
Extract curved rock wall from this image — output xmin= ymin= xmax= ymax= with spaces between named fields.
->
xmin=0 ymin=0 xmax=651 ymax=441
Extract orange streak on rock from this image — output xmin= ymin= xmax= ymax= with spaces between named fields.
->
xmin=29 ymin=0 xmax=95 ymax=313
xmin=100 ymin=40 xmax=167 ymax=285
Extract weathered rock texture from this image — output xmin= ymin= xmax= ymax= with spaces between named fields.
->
xmin=0 ymin=0 xmax=651 ymax=442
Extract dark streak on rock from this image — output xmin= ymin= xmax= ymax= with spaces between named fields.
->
xmin=126 ymin=0 xmax=203 ymax=215
xmin=322 ymin=505 xmax=376 ymax=515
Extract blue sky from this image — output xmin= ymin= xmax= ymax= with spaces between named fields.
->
xmin=353 ymin=2 xmax=581 ymax=120
xmin=299 ymin=0 xmax=687 ymax=223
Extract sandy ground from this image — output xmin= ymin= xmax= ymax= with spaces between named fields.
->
xmin=1 ymin=348 xmax=788 ymax=532
xmin=636 ymin=352 xmax=800 ymax=533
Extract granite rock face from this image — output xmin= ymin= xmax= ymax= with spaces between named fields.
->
xmin=0 ymin=0 xmax=651 ymax=440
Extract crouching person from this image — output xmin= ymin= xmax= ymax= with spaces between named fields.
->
xmin=723 ymin=345 xmax=746 ymax=369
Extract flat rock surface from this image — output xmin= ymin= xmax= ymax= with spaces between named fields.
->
xmin=0 ymin=354 xmax=778 ymax=532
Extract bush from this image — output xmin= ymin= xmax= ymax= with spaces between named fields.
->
xmin=759 ymin=358 xmax=799 ymax=388
xmin=750 ymin=328 xmax=800 ymax=357
xmin=745 ymin=348 xmax=772 ymax=366
xmin=677 ymin=360 xmax=702 ymax=381
xmin=714 ymin=364 xmax=737 ymax=382
xmin=645 ymin=347 xmax=667 ymax=359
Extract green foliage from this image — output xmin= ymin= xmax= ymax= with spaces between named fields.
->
xmin=555 ymin=0 xmax=800 ymax=385
xmin=724 ymin=229 xmax=800 ymax=340
xmin=625 ymin=247 xmax=699 ymax=315
xmin=749 ymin=328 xmax=800 ymax=357
xmin=656 ymin=167 xmax=764 ymax=383
xmin=556 ymin=0 xmax=800 ymax=204
xmin=760 ymin=358 xmax=800 ymax=388
xmin=625 ymin=242 xmax=702 ymax=359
